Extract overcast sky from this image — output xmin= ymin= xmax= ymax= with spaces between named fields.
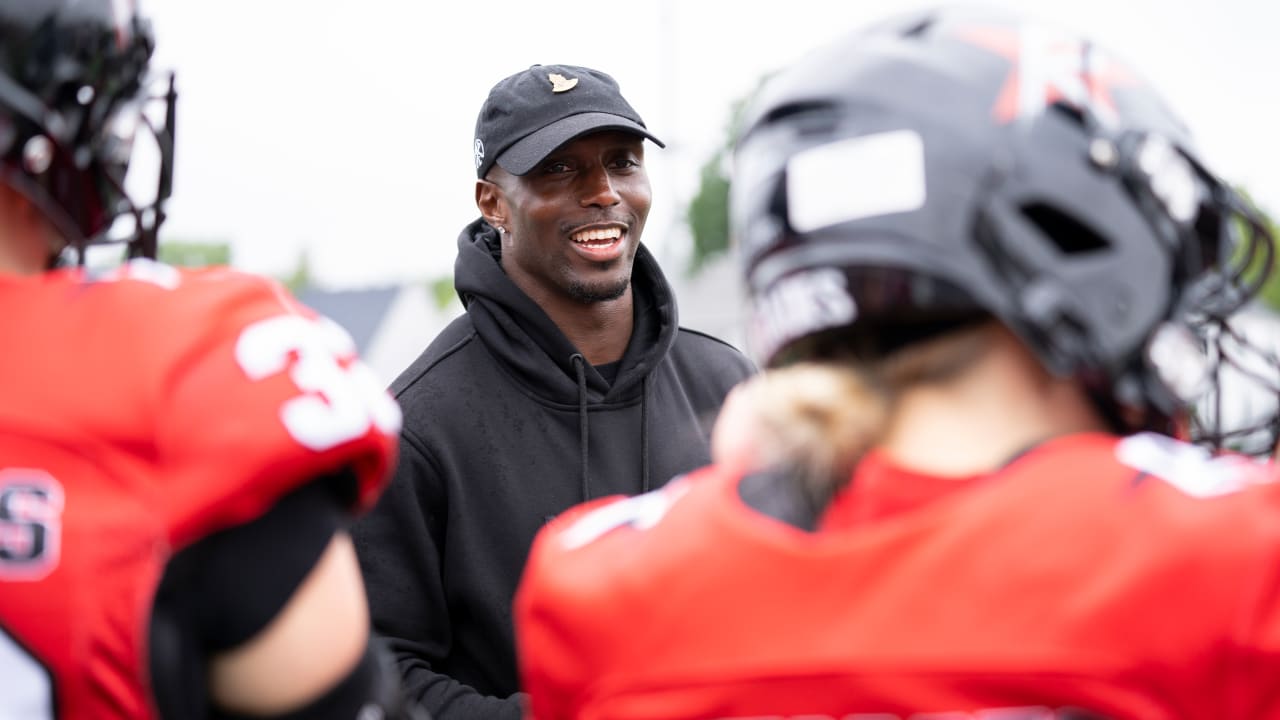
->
xmin=143 ymin=0 xmax=1279 ymax=289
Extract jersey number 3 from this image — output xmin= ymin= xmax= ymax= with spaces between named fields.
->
xmin=235 ymin=315 xmax=401 ymax=451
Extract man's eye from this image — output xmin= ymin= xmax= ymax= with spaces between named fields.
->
xmin=543 ymin=161 xmax=572 ymax=174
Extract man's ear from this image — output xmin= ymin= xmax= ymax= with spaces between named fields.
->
xmin=476 ymin=179 xmax=507 ymax=229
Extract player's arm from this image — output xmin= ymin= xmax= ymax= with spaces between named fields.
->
xmin=147 ymin=279 xmax=413 ymax=716
xmin=208 ymin=531 xmax=393 ymax=717
xmin=150 ymin=472 xmax=427 ymax=720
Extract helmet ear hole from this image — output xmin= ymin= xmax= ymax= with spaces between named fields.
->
xmin=1049 ymin=101 xmax=1088 ymax=129
xmin=1192 ymin=203 xmax=1226 ymax=270
xmin=901 ymin=18 xmax=935 ymax=38
xmin=1021 ymin=202 xmax=1110 ymax=255
xmin=760 ymin=101 xmax=832 ymax=128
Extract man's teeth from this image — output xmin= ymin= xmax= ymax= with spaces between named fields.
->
xmin=571 ymin=228 xmax=622 ymax=245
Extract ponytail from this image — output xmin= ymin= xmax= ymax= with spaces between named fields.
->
xmin=712 ymin=322 xmax=998 ymax=503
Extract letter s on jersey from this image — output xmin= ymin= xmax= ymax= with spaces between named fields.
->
xmin=235 ymin=314 xmax=402 ymax=451
xmin=0 ymin=470 xmax=64 ymax=581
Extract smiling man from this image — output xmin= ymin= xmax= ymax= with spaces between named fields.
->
xmin=351 ymin=64 xmax=755 ymax=720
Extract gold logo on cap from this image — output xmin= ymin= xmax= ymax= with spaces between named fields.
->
xmin=548 ymin=73 xmax=579 ymax=93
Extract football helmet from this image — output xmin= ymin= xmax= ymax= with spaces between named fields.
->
xmin=0 ymin=0 xmax=175 ymax=263
xmin=730 ymin=6 xmax=1276 ymax=449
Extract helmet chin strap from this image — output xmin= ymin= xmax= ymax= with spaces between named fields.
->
xmin=44 ymin=232 xmax=67 ymax=270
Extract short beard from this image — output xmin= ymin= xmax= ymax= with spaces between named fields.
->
xmin=568 ymin=276 xmax=630 ymax=304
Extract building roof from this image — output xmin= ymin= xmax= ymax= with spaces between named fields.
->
xmin=297 ymin=286 xmax=400 ymax=353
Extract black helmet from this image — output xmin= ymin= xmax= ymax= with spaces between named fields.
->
xmin=730 ymin=6 xmax=1275 ymax=444
xmin=0 ymin=0 xmax=176 ymax=263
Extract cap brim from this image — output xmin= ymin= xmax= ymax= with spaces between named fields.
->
xmin=495 ymin=112 xmax=666 ymax=176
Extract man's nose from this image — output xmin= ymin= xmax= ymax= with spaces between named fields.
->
xmin=579 ymin=166 xmax=621 ymax=208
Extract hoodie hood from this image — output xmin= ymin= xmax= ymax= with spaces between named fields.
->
xmin=453 ymin=217 xmax=679 ymax=404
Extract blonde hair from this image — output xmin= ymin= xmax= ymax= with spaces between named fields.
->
xmin=720 ymin=323 xmax=996 ymax=502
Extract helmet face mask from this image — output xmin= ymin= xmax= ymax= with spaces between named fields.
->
xmin=731 ymin=6 xmax=1277 ymax=450
xmin=1178 ymin=207 xmax=1280 ymax=456
xmin=0 ymin=0 xmax=176 ymax=265
xmin=73 ymin=69 xmax=177 ymax=264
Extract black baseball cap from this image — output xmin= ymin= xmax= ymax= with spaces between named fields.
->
xmin=473 ymin=63 xmax=665 ymax=178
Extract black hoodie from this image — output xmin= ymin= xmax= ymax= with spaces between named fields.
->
xmin=352 ymin=220 xmax=755 ymax=719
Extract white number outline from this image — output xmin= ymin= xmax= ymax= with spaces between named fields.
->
xmin=235 ymin=315 xmax=401 ymax=451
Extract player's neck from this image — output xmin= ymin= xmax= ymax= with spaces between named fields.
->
xmin=0 ymin=231 xmax=52 ymax=276
xmin=880 ymin=329 xmax=1108 ymax=477
xmin=0 ymin=192 xmax=56 ymax=276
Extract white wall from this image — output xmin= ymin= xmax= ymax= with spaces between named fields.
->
xmin=365 ymin=287 xmax=463 ymax=386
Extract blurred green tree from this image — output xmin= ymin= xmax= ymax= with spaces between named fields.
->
xmin=1255 ymin=209 xmax=1280 ymax=311
xmin=431 ymin=275 xmax=456 ymax=309
xmin=157 ymin=240 xmax=230 ymax=268
xmin=684 ymin=82 xmax=768 ymax=275
xmin=282 ymin=249 xmax=312 ymax=294
xmin=1234 ymin=192 xmax=1279 ymax=311
xmin=686 ymin=151 xmax=730 ymax=275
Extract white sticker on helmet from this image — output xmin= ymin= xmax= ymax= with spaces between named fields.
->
xmin=786 ymin=129 xmax=926 ymax=233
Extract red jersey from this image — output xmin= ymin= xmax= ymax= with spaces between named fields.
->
xmin=516 ymin=433 xmax=1280 ymax=719
xmin=0 ymin=260 xmax=400 ymax=719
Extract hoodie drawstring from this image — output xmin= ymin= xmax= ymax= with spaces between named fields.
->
xmin=569 ymin=354 xmax=652 ymax=499
xmin=570 ymin=353 xmax=590 ymax=502
xmin=640 ymin=375 xmax=651 ymax=492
